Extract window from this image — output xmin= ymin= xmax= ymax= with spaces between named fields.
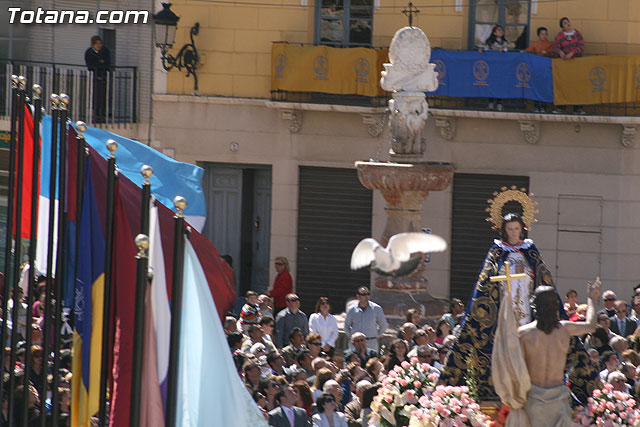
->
xmin=98 ymin=28 xmax=116 ymax=64
xmin=315 ymin=0 xmax=373 ymax=47
xmin=468 ymin=0 xmax=530 ymax=50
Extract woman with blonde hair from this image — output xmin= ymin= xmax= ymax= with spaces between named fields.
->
xmin=269 ymin=256 xmax=293 ymax=312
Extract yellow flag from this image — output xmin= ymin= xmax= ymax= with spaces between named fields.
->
xmin=553 ymin=56 xmax=640 ymax=105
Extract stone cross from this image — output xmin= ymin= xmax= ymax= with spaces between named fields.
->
xmin=490 ymin=261 xmax=528 ymax=294
xmin=402 ymin=2 xmax=420 ymax=27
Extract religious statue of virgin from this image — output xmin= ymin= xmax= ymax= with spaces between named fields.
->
xmin=439 ymin=188 xmax=599 ymax=404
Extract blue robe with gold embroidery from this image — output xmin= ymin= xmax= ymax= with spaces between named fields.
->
xmin=439 ymin=240 xmax=599 ymax=404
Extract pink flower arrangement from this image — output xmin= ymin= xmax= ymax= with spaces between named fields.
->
xmin=369 ymin=358 xmax=489 ymax=427
xmin=369 ymin=357 xmax=441 ymax=426
xmin=572 ymin=384 xmax=640 ymax=426
xmin=408 ymin=385 xmax=489 ymax=427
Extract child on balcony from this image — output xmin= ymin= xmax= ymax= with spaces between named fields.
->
xmin=524 ymin=27 xmax=553 ymax=112
xmin=479 ymin=25 xmax=508 ymax=111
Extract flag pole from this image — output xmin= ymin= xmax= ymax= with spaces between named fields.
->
xmin=165 ymin=196 xmax=187 ymax=427
xmin=0 ymin=75 xmax=20 ymax=410
xmin=129 ymin=165 xmax=152 ymax=427
xmin=22 ymin=84 xmax=43 ymax=427
xmin=130 ymin=232 xmax=149 ymax=427
xmin=8 ymin=74 xmax=27 ymax=427
xmin=40 ymin=93 xmax=60 ymax=427
xmin=98 ymin=139 xmax=118 ymax=427
xmin=70 ymin=121 xmax=88 ymax=335
xmin=51 ymin=93 xmax=70 ymax=425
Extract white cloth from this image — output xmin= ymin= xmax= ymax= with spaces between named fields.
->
xmin=176 ymin=240 xmax=267 ymax=427
xmin=309 ymin=313 xmax=339 ymax=347
xmin=524 ymin=384 xmax=572 ymax=427
xmin=312 ymin=411 xmax=348 ymax=427
xmin=492 ymin=291 xmax=530 ymax=427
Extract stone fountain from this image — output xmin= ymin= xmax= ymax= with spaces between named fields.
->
xmin=355 ymin=26 xmax=455 ymax=319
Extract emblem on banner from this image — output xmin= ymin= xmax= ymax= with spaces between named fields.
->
xmin=589 ymin=66 xmax=607 ymax=92
xmin=473 ymin=60 xmax=489 ymax=86
xmin=355 ymin=57 xmax=370 ymax=83
xmin=635 ymin=66 xmax=640 ymax=90
xmin=313 ymin=55 xmax=329 ymax=80
xmin=274 ymin=54 xmax=287 ymax=79
xmin=516 ymin=62 xmax=532 ymax=88
xmin=74 ymin=284 xmax=85 ymax=322
xmin=434 ymin=59 xmax=446 ymax=86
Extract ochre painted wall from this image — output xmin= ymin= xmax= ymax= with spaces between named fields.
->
xmin=165 ymin=0 xmax=640 ymax=98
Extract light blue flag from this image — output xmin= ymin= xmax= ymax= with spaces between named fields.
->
xmin=39 ymin=116 xmax=207 ymax=229
xmin=177 ymin=239 xmax=267 ymax=427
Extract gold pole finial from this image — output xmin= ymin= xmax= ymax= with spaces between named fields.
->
xmin=134 ymin=234 xmax=150 ymax=258
xmin=141 ymin=165 xmax=153 ymax=185
xmin=50 ymin=94 xmax=60 ymax=110
xmin=32 ymin=84 xmax=42 ymax=99
xmin=76 ymin=121 xmax=87 ymax=137
xmin=17 ymin=75 xmax=27 ymax=90
xmin=59 ymin=93 xmax=70 ymax=110
xmin=173 ymin=196 xmax=187 ymax=218
xmin=106 ymin=139 xmax=118 ymax=158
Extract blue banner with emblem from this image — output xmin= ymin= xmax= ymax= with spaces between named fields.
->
xmin=427 ymin=49 xmax=553 ymax=102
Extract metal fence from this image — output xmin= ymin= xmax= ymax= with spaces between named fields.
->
xmin=426 ymin=95 xmax=640 ymax=116
xmin=271 ymin=90 xmax=640 ymax=116
xmin=271 ymin=89 xmax=388 ymax=107
xmin=1 ymin=60 xmax=137 ymax=124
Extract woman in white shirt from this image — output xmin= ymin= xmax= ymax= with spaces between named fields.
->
xmin=312 ymin=393 xmax=348 ymax=427
xmin=309 ymin=297 xmax=339 ymax=355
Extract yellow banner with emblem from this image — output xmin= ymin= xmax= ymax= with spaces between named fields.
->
xmin=553 ymin=56 xmax=640 ymax=105
xmin=271 ymin=43 xmax=387 ymax=97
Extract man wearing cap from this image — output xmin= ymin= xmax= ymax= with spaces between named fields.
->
xmin=344 ymin=286 xmax=388 ymax=351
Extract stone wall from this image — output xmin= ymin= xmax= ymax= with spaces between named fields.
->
xmin=152 ymin=95 xmax=640 ymax=302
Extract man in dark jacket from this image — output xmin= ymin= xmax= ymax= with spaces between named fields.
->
xmin=609 ymin=300 xmax=638 ymax=337
xmin=84 ymin=36 xmax=111 ymax=122
xmin=268 ymin=385 xmax=310 ymax=427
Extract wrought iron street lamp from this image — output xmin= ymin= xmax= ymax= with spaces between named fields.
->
xmin=152 ymin=2 xmax=200 ymax=91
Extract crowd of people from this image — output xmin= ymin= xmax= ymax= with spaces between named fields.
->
xmin=478 ymin=16 xmax=585 ymax=113
xmin=576 ymin=286 xmax=640 ymax=398
xmin=226 ymin=258 xmax=465 ymax=426
xmin=0 ymin=271 xmax=73 ymax=426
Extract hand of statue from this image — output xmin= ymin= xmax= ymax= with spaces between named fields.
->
xmin=587 ymin=277 xmax=602 ymax=301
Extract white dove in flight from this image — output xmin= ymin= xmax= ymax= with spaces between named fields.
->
xmin=350 ymin=232 xmax=447 ymax=276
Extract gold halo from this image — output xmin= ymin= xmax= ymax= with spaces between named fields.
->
xmin=486 ymin=186 xmax=538 ymax=229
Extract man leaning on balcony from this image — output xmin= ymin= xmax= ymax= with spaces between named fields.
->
xmin=552 ymin=17 xmax=586 ymax=115
xmin=85 ymin=35 xmax=111 ymax=123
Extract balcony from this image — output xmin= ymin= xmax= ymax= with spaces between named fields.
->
xmin=270 ymin=44 xmax=640 ymax=117
xmin=0 ymin=59 xmax=137 ymax=125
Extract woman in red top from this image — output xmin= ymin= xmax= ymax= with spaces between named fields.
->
xmin=269 ymin=256 xmax=293 ymax=311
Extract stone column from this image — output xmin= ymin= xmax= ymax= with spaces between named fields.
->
xmin=355 ymin=26 xmax=454 ymax=320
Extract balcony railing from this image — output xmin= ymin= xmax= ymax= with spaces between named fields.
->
xmin=270 ymin=44 xmax=640 ymax=116
xmin=0 ymin=59 xmax=137 ymax=124
xmin=427 ymin=96 xmax=640 ymax=117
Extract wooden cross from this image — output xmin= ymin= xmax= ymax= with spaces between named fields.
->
xmin=490 ymin=261 xmax=528 ymax=294
xmin=402 ymin=2 xmax=420 ymax=27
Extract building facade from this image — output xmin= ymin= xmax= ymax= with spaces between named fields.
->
xmin=146 ymin=0 xmax=640 ymax=314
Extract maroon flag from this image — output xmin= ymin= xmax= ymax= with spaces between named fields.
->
xmin=108 ymin=180 xmax=137 ymax=427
